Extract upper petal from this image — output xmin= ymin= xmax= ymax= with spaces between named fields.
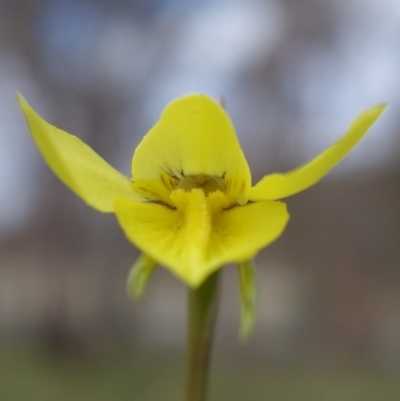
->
xmin=18 ymin=94 xmax=139 ymax=212
xmin=131 ymin=94 xmax=251 ymax=205
xmin=249 ymin=104 xmax=387 ymax=201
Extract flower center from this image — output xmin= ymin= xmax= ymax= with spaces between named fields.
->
xmin=176 ymin=175 xmax=226 ymax=195
xmin=171 ymin=187 xmax=228 ymax=217
xmin=132 ymin=169 xmax=245 ymax=209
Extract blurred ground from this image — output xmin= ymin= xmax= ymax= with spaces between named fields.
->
xmin=2 ymin=345 xmax=400 ymax=401
xmin=1 ymin=0 xmax=400 ymax=399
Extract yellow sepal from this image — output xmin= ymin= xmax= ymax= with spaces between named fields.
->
xmin=250 ymin=104 xmax=387 ymax=200
xmin=18 ymin=94 xmax=139 ymax=212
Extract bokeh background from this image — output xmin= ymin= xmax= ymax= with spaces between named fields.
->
xmin=1 ymin=0 xmax=400 ymax=400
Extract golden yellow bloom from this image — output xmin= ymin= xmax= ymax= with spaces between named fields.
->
xmin=18 ymin=94 xmax=385 ymax=335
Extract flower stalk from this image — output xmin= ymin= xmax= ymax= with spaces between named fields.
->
xmin=185 ymin=271 xmax=220 ymax=401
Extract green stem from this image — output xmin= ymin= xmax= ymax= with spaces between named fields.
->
xmin=185 ymin=271 xmax=221 ymax=401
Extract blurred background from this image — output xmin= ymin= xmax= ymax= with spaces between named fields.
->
xmin=1 ymin=0 xmax=400 ymax=400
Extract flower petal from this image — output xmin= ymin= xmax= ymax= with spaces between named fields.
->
xmin=237 ymin=260 xmax=257 ymax=340
xmin=115 ymin=191 xmax=212 ymax=288
xmin=249 ymin=104 xmax=387 ymax=201
xmin=114 ymin=193 xmax=289 ymax=288
xmin=18 ymin=94 xmax=138 ymax=212
xmin=208 ymin=200 xmax=289 ymax=276
xmin=131 ymin=94 xmax=251 ymax=205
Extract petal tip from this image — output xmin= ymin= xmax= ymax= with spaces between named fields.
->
xmin=16 ymin=92 xmax=28 ymax=111
xmin=372 ymin=103 xmax=389 ymax=116
xmin=362 ymin=103 xmax=388 ymax=124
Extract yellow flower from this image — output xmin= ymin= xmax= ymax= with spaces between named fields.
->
xmin=18 ymin=94 xmax=385 ymax=336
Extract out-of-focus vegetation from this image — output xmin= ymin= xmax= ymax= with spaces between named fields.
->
xmin=1 ymin=344 xmax=400 ymax=401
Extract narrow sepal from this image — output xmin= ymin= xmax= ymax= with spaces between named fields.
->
xmin=237 ymin=260 xmax=257 ymax=340
xmin=127 ymin=253 xmax=157 ymax=299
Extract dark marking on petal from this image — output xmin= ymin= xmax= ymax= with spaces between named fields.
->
xmin=224 ymin=202 xmax=240 ymax=211
xmin=138 ymin=187 xmax=160 ymax=198
xmin=146 ymin=200 xmax=176 ymax=210
xmin=161 ymin=166 xmax=179 ymax=180
xmin=160 ymin=173 xmax=168 ymax=188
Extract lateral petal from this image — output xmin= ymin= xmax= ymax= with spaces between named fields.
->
xmin=18 ymin=94 xmax=138 ymax=212
xmin=207 ymin=200 xmax=289 ymax=271
xmin=114 ymin=190 xmax=212 ymax=288
xmin=249 ymin=104 xmax=387 ymax=200
xmin=131 ymin=94 xmax=251 ymax=205
xmin=114 ymin=193 xmax=289 ymax=288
